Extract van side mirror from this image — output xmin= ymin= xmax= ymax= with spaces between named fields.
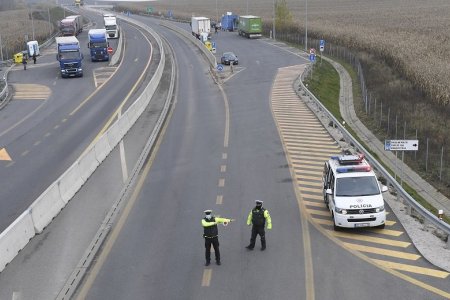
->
xmin=381 ymin=185 xmax=388 ymax=193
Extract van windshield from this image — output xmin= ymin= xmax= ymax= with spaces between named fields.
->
xmin=336 ymin=176 xmax=380 ymax=196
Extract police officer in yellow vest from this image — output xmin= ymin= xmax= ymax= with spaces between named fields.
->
xmin=202 ymin=210 xmax=232 ymax=266
xmin=246 ymin=200 xmax=272 ymax=251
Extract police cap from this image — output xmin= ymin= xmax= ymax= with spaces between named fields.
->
xmin=204 ymin=209 xmax=212 ymax=215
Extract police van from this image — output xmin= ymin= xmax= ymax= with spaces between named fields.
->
xmin=322 ymin=154 xmax=388 ymax=230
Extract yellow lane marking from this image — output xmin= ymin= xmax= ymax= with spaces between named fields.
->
xmin=304 ymin=201 xmax=326 ymax=208
xmin=216 ymin=195 xmax=223 ymax=205
xmin=0 ymin=148 xmax=12 ymax=161
xmin=287 ymin=144 xmax=339 ymax=152
xmin=343 ymin=243 xmax=420 ymax=260
xmin=312 ymin=216 xmax=397 ymax=229
xmin=312 ymin=218 xmax=333 ymax=225
xmin=294 ymin=174 xmax=322 ymax=181
xmin=291 ymin=158 xmax=325 ymax=166
xmin=307 ymin=208 xmax=330 ymax=217
xmin=386 ymin=220 xmax=396 ymax=226
xmin=218 ymin=178 xmax=225 ymax=187
xmin=296 ymin=170 xmax=323 ymax=176
xmin=298 ymin=181 xmax=322 ymax=188
xmin=220 ymin=165 xmax=226 ymax=172
xmin=290 ymin=153 xmax=334 ymax=160
xmin=367 ymin=228 xmax=403 ymax=237
xmin=327 ymin=230 xmax=411 ymax=248
xmin=283 ymin=135 xmax=336 ymax=142
xmin=301 ymin=194 xmax=323 ymax=201
xmin=201 ymin=269 xmax=212 ymax=287
xmin=372 ymin=259 xmax=450 ymax=279
xmin=12 ymin=84 xmax=51 ymax=100
xmin=299 ymin=187 xmax=321 ymax=194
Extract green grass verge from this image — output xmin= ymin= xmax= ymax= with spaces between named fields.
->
xmin=305 ymin=55 xmax=450 ymax=226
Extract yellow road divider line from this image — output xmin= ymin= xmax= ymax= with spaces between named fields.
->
xmin=303 ymin=201 xmax=326 ymax=208
xmin=326 ymin=230 xmax=411 ymax=248
xmin=343 ymin=243 xmax=420 ymax=260
xmin=307 ymin=208 xmax=330 ymax=217
xmin=372 ymin=259 xmax=450 ymax=278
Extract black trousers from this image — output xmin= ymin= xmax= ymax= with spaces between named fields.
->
xmin=248 ymin=226 xmax=266 ymax=248
xmin=204 ymin=236 xmax=220 ymax=262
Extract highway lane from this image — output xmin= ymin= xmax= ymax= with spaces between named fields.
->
xmin=77 ymin=17 xmax=450 ymax=299
xmin=0 ymin=14 xmax=155 ymax=231
xmin=0 ymin=16 xmax=172 ymax=300
xmin=77 ymin=16 xmax=309 ymax=300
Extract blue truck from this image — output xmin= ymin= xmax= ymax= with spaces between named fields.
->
xmin=55 ymin=36 xmax=83 ymax=78
xmin=221 ymin=14 xmax=238 ymax=31
xmin=88 ymin=29 xmax=109 ymax=62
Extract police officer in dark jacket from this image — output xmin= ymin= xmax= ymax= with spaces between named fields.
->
xmin=246 ymin=200 xmax=272 ymax=251
xmin=202 ymin=210 xmax=232 ymax=266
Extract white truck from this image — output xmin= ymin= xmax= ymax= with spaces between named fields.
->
xmin=103 ymin=14 xmax=120 ymax=39
xmin=191 ymin=17 xmax=211 ymax=41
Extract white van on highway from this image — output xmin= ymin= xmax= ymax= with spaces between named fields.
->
xmin=322 ymin=154 xmax=388 ymax=230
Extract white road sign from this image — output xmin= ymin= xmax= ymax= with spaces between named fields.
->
xmin=384 ymin=140 xmax=419 ymax=151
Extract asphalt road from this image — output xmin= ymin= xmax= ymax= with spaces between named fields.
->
xmin=0 ymin=11 xmax=153 ymax=232
xmin=0 ymin=10 xmax=449 ymax=299
xmin=77 ymin=17 xmax=450 ymax=300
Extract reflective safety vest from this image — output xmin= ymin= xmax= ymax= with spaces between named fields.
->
xmin=203 ymin=217 xmax=218 ymax=238
xmin=252 ymin=208 xmax=266 ymax=226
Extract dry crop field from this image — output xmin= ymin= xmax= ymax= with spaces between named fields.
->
xmin=0 ymin=7 xmax=54 ymax=60
xmin=126 ymin=0 xmax=450 ymax=107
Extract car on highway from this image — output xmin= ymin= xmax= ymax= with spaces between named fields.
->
xmin=221 ymin=52 xmax=238 ymax=65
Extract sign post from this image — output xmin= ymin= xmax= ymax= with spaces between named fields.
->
xmin=385 ymin=140 xmax=419 ymax=186
xmin=319 ymin=39 xmax=325 ymax=64
xmin=107 ymin=47 xmax=113 ymax=55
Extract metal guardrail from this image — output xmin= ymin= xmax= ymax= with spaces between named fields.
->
xmin=300 ymin=66 xmax=450 ymax=246
xmin=0 ymin=61 xmax=13 ymax=104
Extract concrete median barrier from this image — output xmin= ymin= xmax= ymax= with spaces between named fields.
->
xmin=106 ymin=122 xmax=122 ymax=150
xmin=78 ymin=147 xmax=100 ymax=182
xmin=94 ymin=134 xmax=112 ymax=163
xmin=0 ymin=211 xmax=35 ymax=272
xmin=58 ymin=163 xmax=85 ymax=204
xmin=29 ymin=183 xmax=65 ymax=233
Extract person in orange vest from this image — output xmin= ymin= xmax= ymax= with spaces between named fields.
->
xmin=246 ymin=200 xmax=272 ymax=251
xmin=202 ymin=210 xmax=233 ymax=266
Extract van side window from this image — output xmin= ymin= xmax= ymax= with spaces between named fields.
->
xmin=323 ymin=163 xmax=329 ymax=188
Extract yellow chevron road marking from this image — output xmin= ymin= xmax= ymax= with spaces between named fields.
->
xmin=367 ymin=228 xmax=403 ymax=237
xmin=372 ymin=259 xmax=450 ymax=278
xmin=343 ymin=243 xmax=420 ymax=260
xmin=327 ymin=230 xmax=411 ymax=248
xmin=0 ymin=148 xmax=12 ymax=161
xmin=294 ymin=174 xmax=322 ymax=181
xmin=304 ymin=201 xmax=326 ymax=208
xmin=12 ymin=84 xmax=51 ymax=100
xmin=301 ymin=194 xmax=323 ymax=201
xmin=299 ymin=187 xmax=322 ymax=194
xmin=307 ymin=208 xmax=330 ymax=217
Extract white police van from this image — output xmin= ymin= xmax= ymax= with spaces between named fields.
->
xmin=322 ymin=154 xmax=388 ymax=230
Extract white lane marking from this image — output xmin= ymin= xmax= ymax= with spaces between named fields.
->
xmin=12 ymin=291 xmax=21 ymax=300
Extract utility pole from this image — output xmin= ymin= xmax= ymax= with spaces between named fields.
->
xmin=0 ymin=35 xmax=3 ymax=62
xmin=272 ymin=0 xmax=276 ymax=39
xmin=305 ymin=0 xmax=308 ymax=52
